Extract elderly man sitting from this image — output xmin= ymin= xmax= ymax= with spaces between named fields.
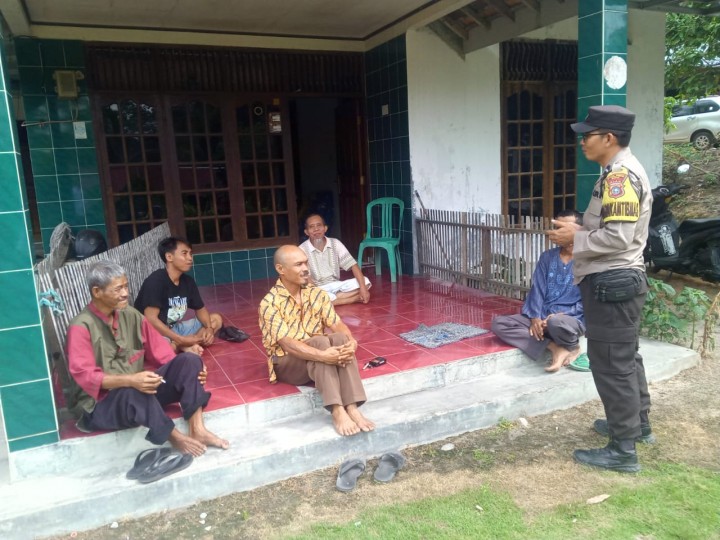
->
xmin=299 ymin=213 xmax=371 ymax=305
xmin=491 ymin=210 xmax=586 ymax=373
xmin=259 ymin=245 xmax=374 ymax=436
xmin=66 ymin=260 xmax=229 ymax=456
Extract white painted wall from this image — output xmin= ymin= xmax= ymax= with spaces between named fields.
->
xmin=405 ymin=8 xmax=666 ymax=219
xmin=406 ymin=27 xmax=502 ymax=214
xmin=627 ymin=10 xmax=666 ymax=186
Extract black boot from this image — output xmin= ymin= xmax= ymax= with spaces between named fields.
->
xmin=593 ymin=418 xmax=656 ymax=444
xmin=573 ymin=438 xmax=640 ymax=473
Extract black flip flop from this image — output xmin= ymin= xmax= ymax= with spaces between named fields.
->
xmin=373 ymin=452 xmax=406 ymax=483
xmin=136 ymin=452 xmax=193 ymax=484
xmin=335 ymin=458 xmax=366 ymax=492
xmin=126 ymin=447 xmax=172 ymax=480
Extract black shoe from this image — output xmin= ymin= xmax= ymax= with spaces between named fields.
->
xmin=574 ymin=439 xmax=640 ymax=473
xmin=218 ymin=326 xmax=250 ymax=343
xmin=593 ymin=419 xmax=656 ymax=444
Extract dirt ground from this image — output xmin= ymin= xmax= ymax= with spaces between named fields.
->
xmin=56 ymin=275 xmax=720 ymax=540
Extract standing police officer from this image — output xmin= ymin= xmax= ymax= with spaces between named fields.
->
xmin=548 ymin=105 xmax=653 ymax=473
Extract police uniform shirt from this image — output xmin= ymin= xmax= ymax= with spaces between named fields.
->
xmin=572 ymin=147 xmax=653 ymax=283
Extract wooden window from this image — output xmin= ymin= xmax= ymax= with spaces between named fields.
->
xmin=95 ymin=94 xmax=297 ymax=250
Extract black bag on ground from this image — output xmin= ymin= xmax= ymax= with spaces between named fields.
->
xmin=592 ymin=269 xmax=645 ymax=303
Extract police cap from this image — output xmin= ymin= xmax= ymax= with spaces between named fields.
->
xmin=571 ymin=105 xmax=635 ymax=134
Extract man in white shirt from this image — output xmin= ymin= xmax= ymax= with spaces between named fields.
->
xmin=299 ymin=214 xmax=371 ymax=305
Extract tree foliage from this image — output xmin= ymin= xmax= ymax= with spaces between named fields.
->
xmin=665 ymin=12 xmax=720 ymax=99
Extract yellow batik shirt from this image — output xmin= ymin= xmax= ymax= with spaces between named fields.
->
xmin=259 ymin=280 xmax=339 ymax=383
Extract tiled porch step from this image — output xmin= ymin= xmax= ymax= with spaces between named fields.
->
xmin=0 ymin=339 xmax=698 ymax=540
xmin=9 ymin=348 xmax=529 ymax=481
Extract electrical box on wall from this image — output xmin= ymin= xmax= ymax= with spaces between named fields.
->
xmin=53 ymin=70 xmax=84 ymax=99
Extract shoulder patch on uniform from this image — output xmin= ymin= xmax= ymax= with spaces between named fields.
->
xmin=601 ymin=167 xmax=640 ymax=223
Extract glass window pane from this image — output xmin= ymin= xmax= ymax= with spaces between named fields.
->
xmin=269 ymin=135 xmax=283 ymax=159
xmin=219 ymin=218 xmax=233 ymax=242
xmin=244 ymin=190 xmax=257 ymax=213
xmin=554 ymin=173 xmax=563 ymax=193
xmin=110 ymin=167 xmax=128 ymax=193
xmin=172 ymin=105 xmax=188 ymax=133
xmin=246 ymin=216 xmax=260 ymax=239
xmin=566 ymin=173 xmax=575 ymax=194
xmin=254 ymin=135 xmax=268 ymax=159
xmin=207 ymin=104 xmax=222 ymax=133
xmin=242 ymin=163 xmax=255 ymax=187
xmin=125 ymin=137 xmax=142 ymax=163
xmin=276 ymin=214 xmax=289 ymax=237
xmin=151 ymin=194 xmax=166 ymax=219
xmin=508 ymin=176 xmax=518 ymax=199
xmin=239 ymin=135 xmax=253 ymax=161
xmin=147 ymin=165 xmax=164 ymax=191
xmin=133 ymin=195 xmax=149 ymax=220
xmin=115 ymin=196 xmax=131 ymax=221
xmin=179 ymin=167 xmax=194 ymax=190
xmin=216 ymin=191 xmax=230 ymax=215
xmin=196 ymin=167 xmax=212 ymax=189
xmin=129 ymin=166 xmax=146 ymax=192
xmin=507 ymin=124 xmax=518 ymax=147
xmin=202 ymin=219 xmax=217 ymax=243
xmin=102 ymin=104 xmax=121 ymax=135
xmin=259 ymin=189 xmax=273 ymax=212
xmin=507 ymin=150 xmax=519 ymax=174
xmin=236 ymin=105 xmax=250 ymax=133
xmin=210 ymin=136 xmax=225 ymax=161
xmin=175 ymin=136 xmax=192 ymax=162
xmin=186 ymin=220 xmax=200 ymax=244
xmin=106 ymin=138 xmax=124 ymax=164
xmin=144 ymin=137 xmax=161 ymax=162
xmin=506 ymin=94 xmax=518 ymax=121
xmin=274 ymin=188 xmax=287 ymax=211
xmin=193 ymin=136 xmax=209 ymax=162
xmin=252 ymin=103 xmax=266 ymax=132
xmin=532 ymin=123 xmax=543 ymax=146
xmin=140 ymin=103 xmax=157 ymax=134
xmin=532 ymin=149 xmax=542 ymax=171
xmin=213 ymin=166 xmax=228 ymax=189
xmin=189 ymin=101 xmax=206 ymax=133
xmin=272 ymin=163 xmax=285 ymax=185
xmin=257 ymin=163 xmax=270 ymax=186
xmin=183 ymin=193 xmax=198 ymax=217
xmin=118 ymin=224 xmax=134 ymax=244
xmin=520 ymin=175 xmax=531 ymax=198
xmin=199 ymin=192 xmax=215 ymax=216
xmin=136 ymin=222 xmax=150 ymax=236
xmin=261 ymin=215 xmax=275 ymax=237
xmin=532 ymin=174 xmax=543 ymax=197
xmin=121 ymin=100 xmax=139 ymax=135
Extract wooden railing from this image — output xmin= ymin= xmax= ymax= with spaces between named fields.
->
xmin=415 ymin=210 xmax=552 ymax=300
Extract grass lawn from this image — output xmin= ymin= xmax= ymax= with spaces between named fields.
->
xmin=292 ymin=463 xmax=720 ymax=539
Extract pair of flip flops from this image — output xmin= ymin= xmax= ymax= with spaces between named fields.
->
xmin=568 ymin=353 xmax=591 ymax=372
xmin=218 ymin=326 xmax=250 ymax=343
xmin=126 ymin=447 xmax=193 ymax=484
xmin=335 ymin=452 xmax=406 ymax=492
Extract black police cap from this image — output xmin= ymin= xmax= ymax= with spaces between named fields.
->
xmin=571 ymin=105 xmax=635 ymax=133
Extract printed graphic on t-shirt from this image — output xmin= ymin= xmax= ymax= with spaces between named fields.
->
xmin=167 ymin=296 xmax=188 ymax=325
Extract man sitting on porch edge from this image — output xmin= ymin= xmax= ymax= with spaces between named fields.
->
xmin=300 ymin=213 xmax=371 ymax=305
xmin=259 ymin=245 xmax=375 ymax=436
xmin=67 ymin=260 xmax=229 ymax=456
xmin=491 ymin=209 xmax=586 ymax=373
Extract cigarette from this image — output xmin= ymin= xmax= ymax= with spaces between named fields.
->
xmin=161 ymin=378 xmax=167 ymax=383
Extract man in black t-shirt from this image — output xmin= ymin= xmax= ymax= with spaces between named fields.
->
xmin=135 ymin=237 xmax=223 ymax=353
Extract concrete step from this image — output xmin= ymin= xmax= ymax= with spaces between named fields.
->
xmin=0 ymin=338 xmax=699 ymax=539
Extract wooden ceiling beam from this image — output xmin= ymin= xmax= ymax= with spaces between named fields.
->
xmin=441 ymin=16 xmax=469 ymax=41
xmin=461 ymin=6 xmax=491 ymax=30
xmin=519 ymin=0 xmax=541 ymax=11
xmin=485 ymin=0 xmax=516 ymax=21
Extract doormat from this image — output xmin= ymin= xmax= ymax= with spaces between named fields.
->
xmin=399 ymin=322 xmax=488 ymax=349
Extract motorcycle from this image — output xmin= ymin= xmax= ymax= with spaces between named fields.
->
xmin=644 ymin=166 xmax=720 ymax=283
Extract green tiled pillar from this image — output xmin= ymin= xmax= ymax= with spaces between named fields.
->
xmin=576 ymin=0 xmax=628 ymax=208
xmin=15 ymin=37 xmax=103 ymax=255
xmin=0 ymin=33 xmax=59 ymax=451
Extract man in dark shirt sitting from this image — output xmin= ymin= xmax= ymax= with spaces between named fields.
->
xmin=135 ymin=237 xmax=223 ymax=353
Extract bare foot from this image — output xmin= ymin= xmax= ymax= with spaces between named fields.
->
xmin=562 ymin=348 xmax=581 ymax=367
xmin=331 ymin=405 xmax=360 ymax=436
xmin=168 ymin=429 xmax=206 ymax=457
xmin=191 ymin=426 xmax=230 ymax=450
xmin=545 ymin=342 xmax=571 ymax=373
xmin=345 ymin=404 xmax=375 ymax=432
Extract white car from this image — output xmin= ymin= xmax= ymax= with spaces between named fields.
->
xmin=664 ymin=96 xmax=720 ymax=150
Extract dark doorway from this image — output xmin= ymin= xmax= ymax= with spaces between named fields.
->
xmin=291 ymin=97 xmax=368 ymax=256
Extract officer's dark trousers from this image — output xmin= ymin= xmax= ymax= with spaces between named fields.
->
xmin=84 ymin=353 xmax=211 ymax=445
xmin=579 ymin=277 xmax=651 ymax=440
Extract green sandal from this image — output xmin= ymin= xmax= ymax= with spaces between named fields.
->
xmin=568 ymin=353 xmax=591 ymax=372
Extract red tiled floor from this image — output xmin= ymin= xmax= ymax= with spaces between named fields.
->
xmin=59 ymin=270 xmax=526 ymax=440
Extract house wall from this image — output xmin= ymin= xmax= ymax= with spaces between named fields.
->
xmin=406 ymin=28 xmax=502 ymax=214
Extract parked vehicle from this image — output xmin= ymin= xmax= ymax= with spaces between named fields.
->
xmin=663 ymin=96 xmax=720 ymax=151
xmin=645 ymin=174 xmax=720 ymax=283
